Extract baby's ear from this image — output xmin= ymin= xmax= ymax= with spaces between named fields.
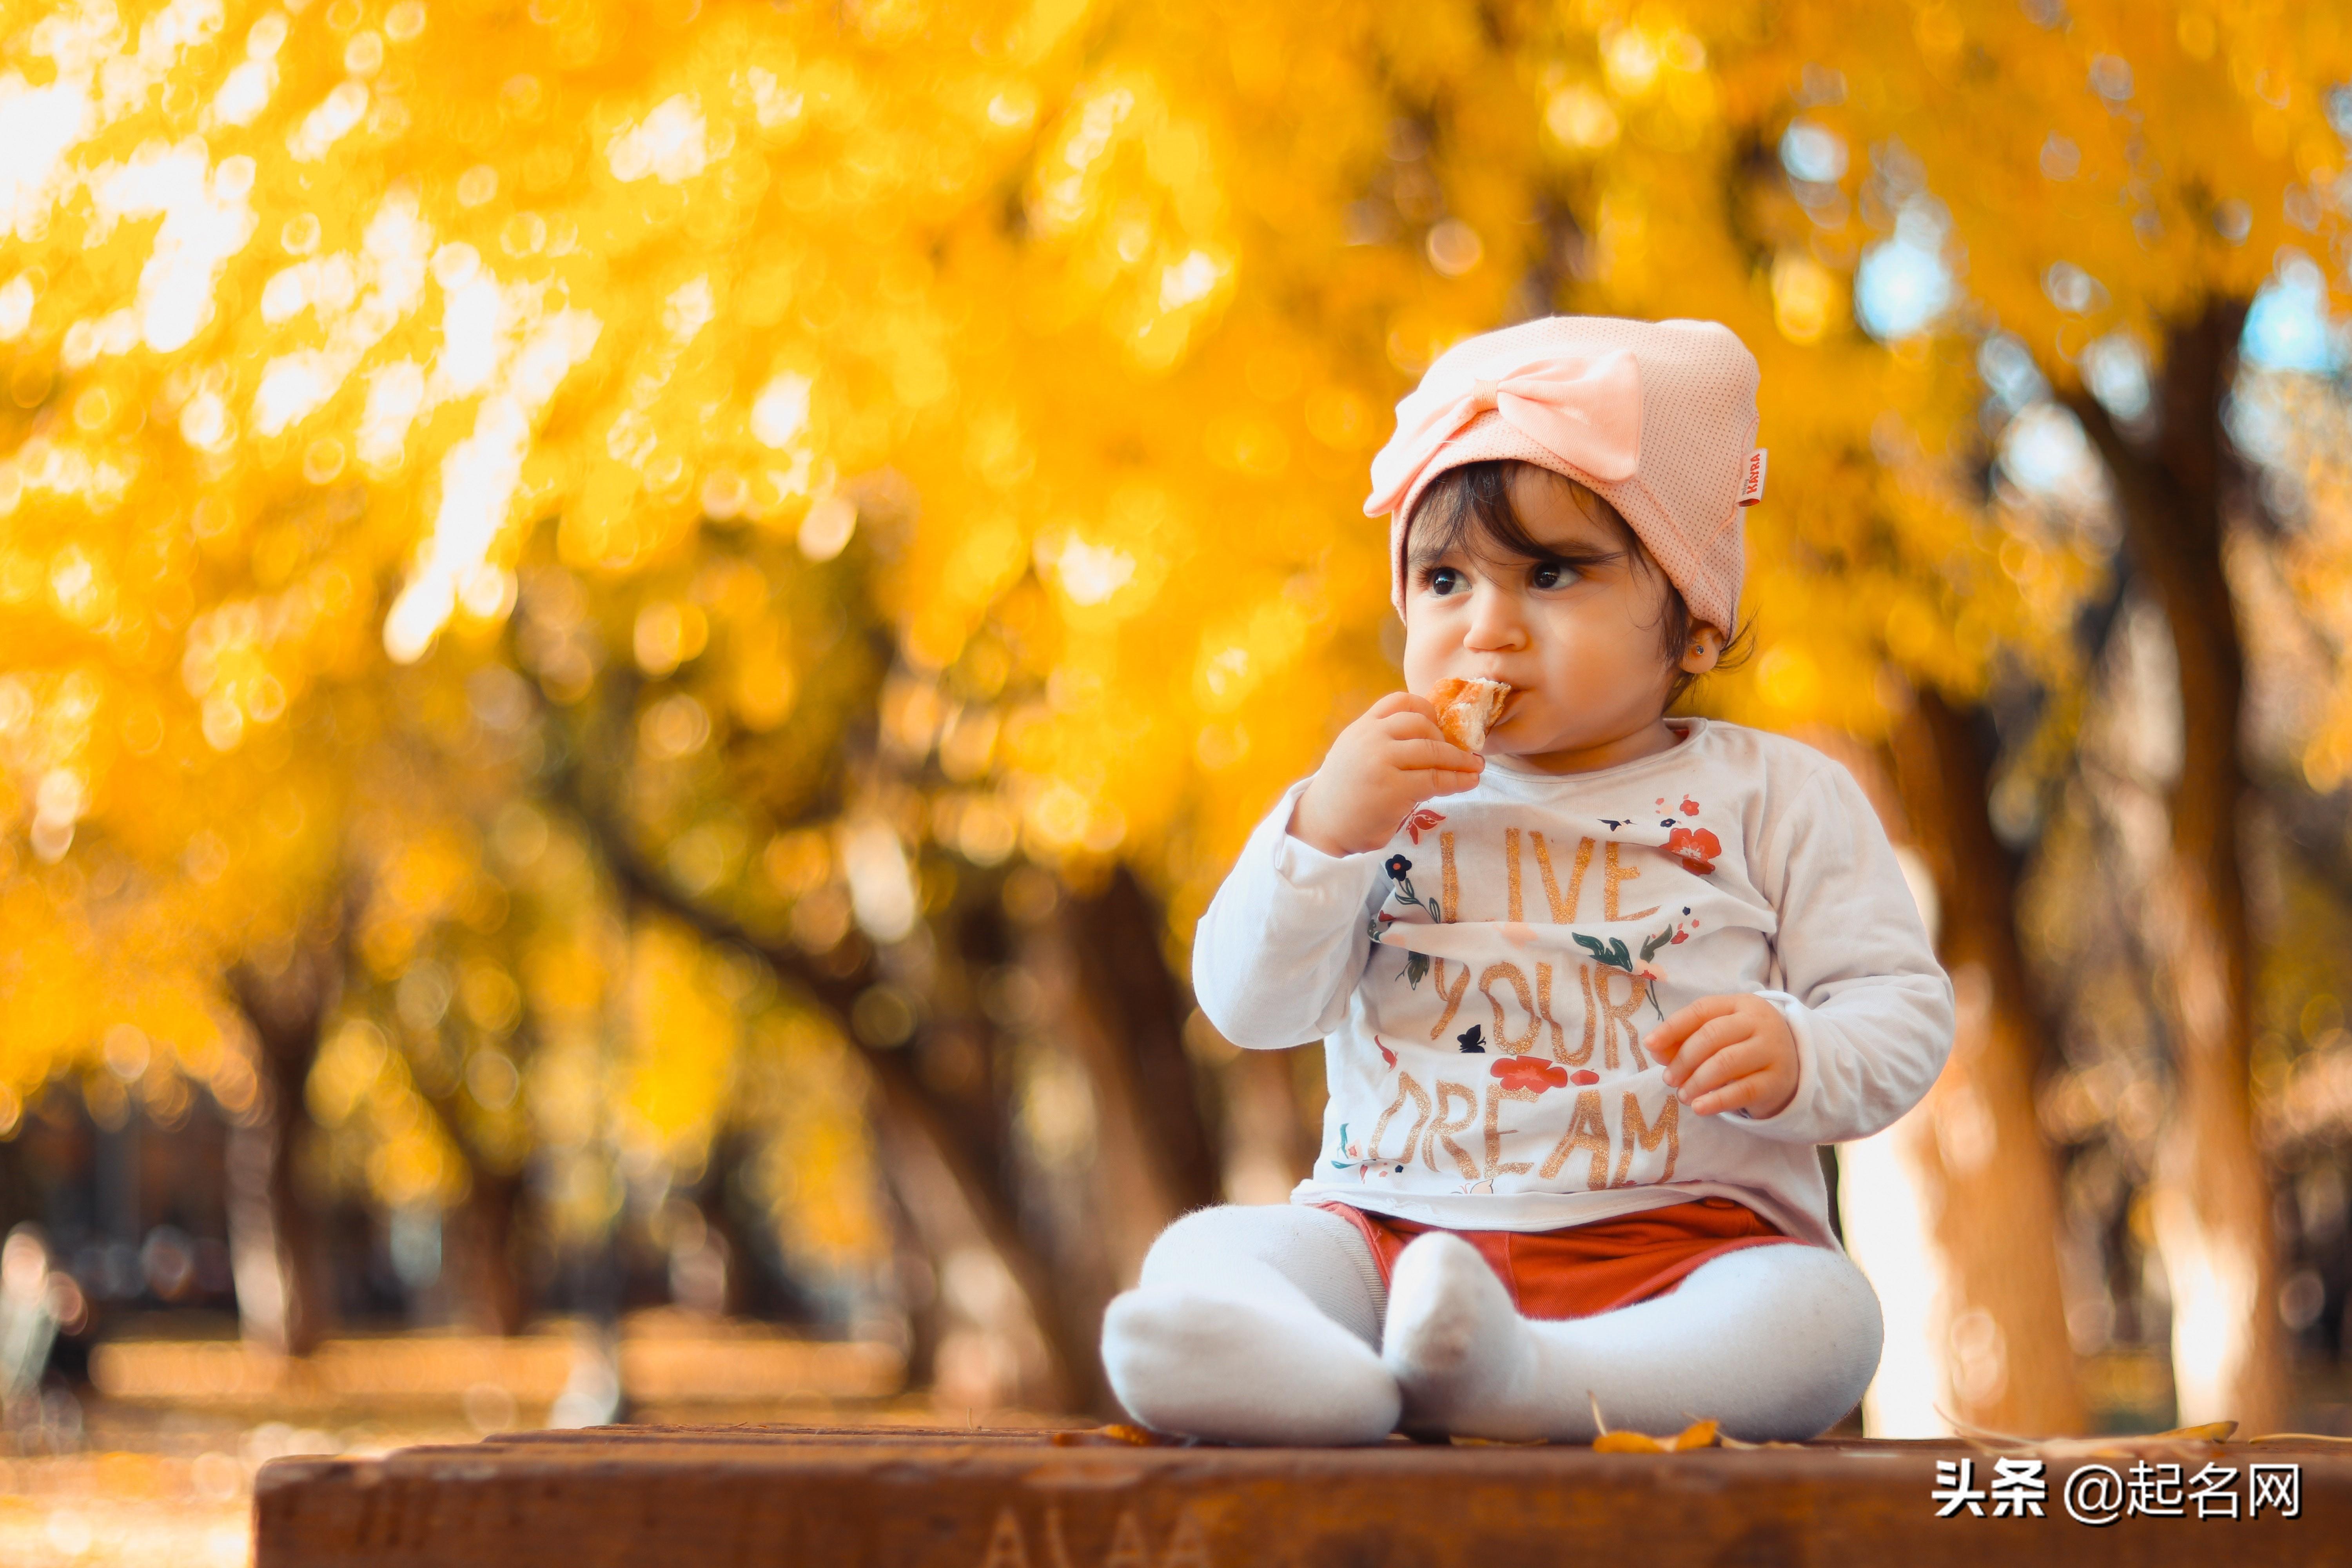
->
xmin=1678 ymin=625 xmax=1725 ymax=675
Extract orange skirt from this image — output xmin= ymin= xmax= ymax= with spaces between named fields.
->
xmin=1318 ymin=1197 xmax=1800 ymax=1321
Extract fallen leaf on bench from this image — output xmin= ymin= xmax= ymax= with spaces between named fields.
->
xmin=1944 ymin=1412 xmax=2239 ymax=1458
xmin=1593 ymin=1419 xmax=1720 ymax=1453
xmin=1051 ymin=1424 xmax=1196 ymax=1447
xmin=1714 ymin=1434 xmax=1807 ymax=1450
xmin=2137 ymin=1422 xmax=2238 ymax=1443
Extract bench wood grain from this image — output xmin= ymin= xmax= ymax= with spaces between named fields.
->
xmin=254 ymin=1424 xmax=2349 ymax=1567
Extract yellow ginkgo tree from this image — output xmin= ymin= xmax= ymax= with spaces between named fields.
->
xmin=11 ymin=0 xmax=2337 ymax=1428
xmin=1746 ymin=0 xmax=2352 ymax=1434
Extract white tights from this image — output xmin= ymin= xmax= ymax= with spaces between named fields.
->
xmin=1100 ymin=1203 xmax=1883 ymax=1446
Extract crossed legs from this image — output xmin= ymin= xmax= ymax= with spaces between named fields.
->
xmin=1103 ymin=1204 xmax=1884 ymax=1445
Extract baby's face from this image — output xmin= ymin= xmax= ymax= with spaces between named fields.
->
xmin=1400 ymin=467 xmax=1708 ymax=770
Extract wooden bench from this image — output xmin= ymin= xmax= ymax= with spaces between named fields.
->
xmin=254 ymin=1423 xmax=2348 ymax=1566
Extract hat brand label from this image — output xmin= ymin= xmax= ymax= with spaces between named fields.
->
xmin=1738 ymin=448 xmax=1768 ymax=506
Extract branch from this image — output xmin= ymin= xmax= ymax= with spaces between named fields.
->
xmin=585 ymin=789 xmax=864 ymax=1018
xmin=528 ymin=685 xmax=1097 ymax=1402
xmin=2057 ymin=387 xmax=2151 ymax=526
xmin=528 ymin=663 xmax=865 ymax=1012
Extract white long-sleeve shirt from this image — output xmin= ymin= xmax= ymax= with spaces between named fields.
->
xmin=1194 ymin=717 xmax=1954 ymax=1247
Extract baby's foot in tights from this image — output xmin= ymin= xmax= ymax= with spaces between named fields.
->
xmin=1381 ymin=1233 xmax=1557 ymax=1440
xmin=1102 ymin=1286 xmax=1400 ymax=1446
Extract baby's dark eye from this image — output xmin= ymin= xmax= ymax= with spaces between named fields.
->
xmin=1530 ymin=562 xmax=1579 ymax=590
xmin=1427 ymin=566 xmax=1465 ymax=595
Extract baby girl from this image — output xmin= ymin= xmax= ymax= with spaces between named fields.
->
xmin=1101 ymin=316 xmax=1955 ymax=1445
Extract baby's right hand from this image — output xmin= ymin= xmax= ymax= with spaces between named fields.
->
xmin=1289 ymin=693 xmax=1485 ymax=857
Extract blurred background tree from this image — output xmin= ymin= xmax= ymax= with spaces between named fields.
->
xmin=0 ymin=0 xmax=2348 ymax=1455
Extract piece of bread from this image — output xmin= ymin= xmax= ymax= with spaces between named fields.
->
xmin=1431 ymin=677 xmax=1510 ymax=751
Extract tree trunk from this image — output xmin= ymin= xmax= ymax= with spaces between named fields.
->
xmin=1216 ymin=1045 xmax=1316 ymax=1204
xmin=225 ymin=932 xmax=342 ymax=1357
xmin=585 ymin=814 xmax=1097 ymax=1409
xmin=1042 ymin=865 xmax=1221 ymax=1275
xmin=1884 ymin=690 xmax=2087 ymax=1436
xmin=557 ymin=671 xmax=1225 ymax=1416
xmin=1808 ymin=720 xmax=2081 ymax=1435
xmin=412 ymin=1041 xmax=535 ymax=1336
xmin=866 ymin=1075 xmax=1068 ymax=1412
xmin=444 ymin=1167 xmax=530 ymax=1336
xmin=1002 ymin=865 xmax=1224 ymax=1417
xmin=2066 ymin=301 xmax=2285 ymax=1432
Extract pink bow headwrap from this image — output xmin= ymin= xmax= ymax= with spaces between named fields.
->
xmin=1363 ymin=315 xmax=1762 ymax=634
xmin=1363 ymin=350 xmax=1643 ymax=521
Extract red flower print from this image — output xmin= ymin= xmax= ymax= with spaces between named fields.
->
xmin=1377 ymin=1036 xmax=1397 ymax=1068
xmin=1491 ymin=1056 xmax=1570 ymax=1094
xmin=1680 ymin=797 xmax=1700 ymax=815
xmin=1570 ymin=1069 xmax=1600 ymax=1085
xmin=1664 ymin=826 xmax=1721 ymax=875
xmin=1398 ymin=806 xmax=1446 ymax=845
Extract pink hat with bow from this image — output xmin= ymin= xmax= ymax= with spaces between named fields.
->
xmin=1363 ymin=316 xmax=1764 ymax=633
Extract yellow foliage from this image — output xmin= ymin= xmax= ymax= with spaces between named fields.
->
xmin=742 ymin=1011 xmax=884 ymax=1269
xmin=0 ymin=2 xmax=2343 ymax=1262
xmin=622 ymin=920 xmax=736 ymax=1163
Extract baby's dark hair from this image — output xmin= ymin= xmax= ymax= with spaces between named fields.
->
xmin=1406 ymin=459 xmax=1746 ymax=708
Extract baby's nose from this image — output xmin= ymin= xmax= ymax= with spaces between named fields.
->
xmin=1464 ymin=596 xmax=1528 ymax=648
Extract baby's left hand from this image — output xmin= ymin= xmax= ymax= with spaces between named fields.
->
xmin=1644 ymin=995 xmax=1799 ymax=1118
